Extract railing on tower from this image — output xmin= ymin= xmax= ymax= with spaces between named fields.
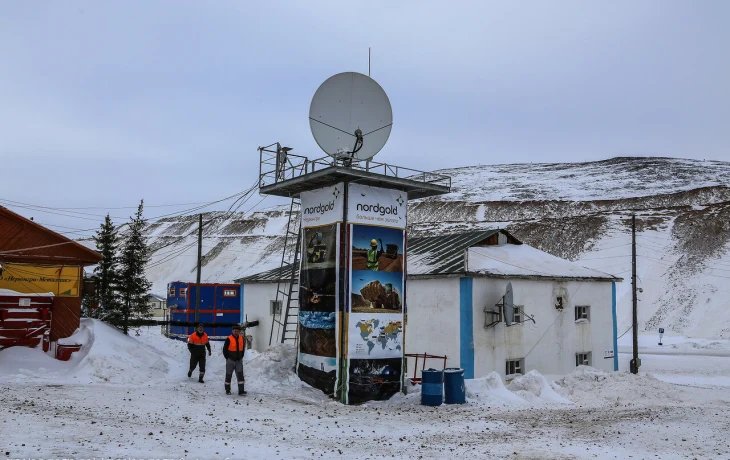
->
xmin=258 ymin=143 xmax=452 ymax=189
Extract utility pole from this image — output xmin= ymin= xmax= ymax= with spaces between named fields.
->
xmin=194 ymin=214 xmax=203 ymax=323
xmin=630 ymin=214 xmax=641 ymax=374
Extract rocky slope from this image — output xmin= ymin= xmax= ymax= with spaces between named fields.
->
xmin=139 ymin=157 xmax=730 ymax=338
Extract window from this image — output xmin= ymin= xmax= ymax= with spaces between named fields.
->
xmin=576 ymin=352 xmax=591 ymax=367
xmin=555 ymin=296 xmax=564 ymax=310
xmin=270 ymin=300 xmax=282 ymax=316
xmin=223 ymin=289 xmax=237 ymax=297
xmin=575 ymin=305 xmax=590 ymax=322
xmin=513 ymin=306 xmax=523 ymax=324
xmin=169 ymin=287 xmax=176 ymax=297
xmin=505 ymin=358 xmax=524 ymax=378
xmin=180 ymin=288 xmax=187 ymax=298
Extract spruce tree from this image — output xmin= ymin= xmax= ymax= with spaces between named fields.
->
xmin=91 ymin=214 xmax=122 ymax=322
xmin=119 ymin=200 xmax=152 ymax=334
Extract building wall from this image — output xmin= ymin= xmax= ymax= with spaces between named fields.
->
xmin=403 ymin=277 xmax=463 ymax=375
xmin=241 ymin=283 xmax=281 ymax=352
xmin=242 ymin=276 xmax=616 ymax=379
xmin=471 ymin=278 xmax=615 ymax=379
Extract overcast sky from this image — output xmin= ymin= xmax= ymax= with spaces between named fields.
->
xmin=1 ymin=1 xmax=728 ymax=235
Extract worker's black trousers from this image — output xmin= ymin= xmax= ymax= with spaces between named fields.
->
xmin=189 ymin=353 xmax=206 ymax=373
xmin=225 ymin=358 xmax=245 ymax=393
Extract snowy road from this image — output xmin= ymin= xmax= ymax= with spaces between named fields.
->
xmin=1 ymin=322 xmax=730 ymax=459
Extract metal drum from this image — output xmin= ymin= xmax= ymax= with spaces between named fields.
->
xmin=421 ymin=368 xmax=443 ymax=406
xmin=443 ymin=368 xmax=466 ymax=404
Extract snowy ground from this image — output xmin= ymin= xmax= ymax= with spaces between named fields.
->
xmin=2 ymin=320 xmax=730 ymax=459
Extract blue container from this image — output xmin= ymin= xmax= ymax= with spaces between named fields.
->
xmin=444 ymin=368 xmax=466 ymax=404
xmin=421 ymin=368 xmax=443 ymax=406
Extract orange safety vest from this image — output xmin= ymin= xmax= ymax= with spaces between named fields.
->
xmin=227 ymin=334 xmax=245 ymax=352
xmin=188 ymin=332 xmax=209 ymax=345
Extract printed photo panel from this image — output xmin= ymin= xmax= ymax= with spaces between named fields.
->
xmin=302 ymin=224 xmax=338 ymax=270
xmin=347 ymin=358 xmax=403 ymax=404
xmin=350 ymin=270 xmax=403 ymax=314
xmin=350 ymin=225 xmax=404 ymax=272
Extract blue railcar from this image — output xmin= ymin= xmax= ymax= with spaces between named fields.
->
xmin=166 ymin=281 xmax=243 ymax=340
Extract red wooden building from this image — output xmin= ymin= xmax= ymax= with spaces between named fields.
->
xmin=0 ymin=206 xmax=102 ymax=349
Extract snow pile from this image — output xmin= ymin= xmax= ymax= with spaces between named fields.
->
xmin=468 ymin=245 xmax=614 ymax=279
xmin=244 ymin=344 xmax=329 ymax=402
xmin=506 ymin=370 xmax=572 ymax=405
xmin=68 ymin=320 xmax=171 ymax=384
xmin=0 ymin=288 xmax=54 ymax=296
xmin=0 ymin=319 xmax=171 ymax=385
xmin=465 ymin=371 xmax=527 ymax=407
xmin=552 ymin=366 xmax=684 ymax=408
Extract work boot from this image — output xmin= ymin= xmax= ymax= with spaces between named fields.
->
xmin=187 ymin=369 xmax=193 ymax=378
xmin=198 ymin=373 xmax=204 ymax=383
xmin=238 ymin=383 xmax=247 ymax=396
xmin=225 ymin=383 xmax=231 ymax=395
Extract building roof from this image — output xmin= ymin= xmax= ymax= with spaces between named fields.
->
xmin=0 ymin=206 xmax=103 ymax=266
xmin=147 ymin=293 xmax=166 ymax=302
xmin=237 ymin=229 xmax=621 ymax=284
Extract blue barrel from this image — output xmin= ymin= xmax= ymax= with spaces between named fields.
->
xmin=421 ymin=368 xmax=443 ymax=406
xmin=443 ymin=368 xmax=466 ymax=404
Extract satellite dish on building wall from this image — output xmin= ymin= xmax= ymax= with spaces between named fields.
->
xmin=504 ymin=282 xmax=514 ymax=326
xmin=309 ymin=72 xmax=393 ymax=162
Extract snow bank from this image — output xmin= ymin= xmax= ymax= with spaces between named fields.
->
xmin=506 ymin=370 xmax=572 ymax=405
xmin=552 ymin=365 xmax=684 ymax=408
xmin=465 ymin=371 xmax=527 ymax=407
xmin=244 ymin=344 xmax=330 ymax=403
xmin=0 ymin=319 xmax=170 ymax=385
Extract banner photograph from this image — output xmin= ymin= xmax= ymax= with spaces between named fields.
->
xmin=348 ymin=313 xmax=404 ymax=359
xmin=350 ymin=270 xmax=403 ymax=313
xmin=350 ymin=225 xmax=404 ymax=272
xmin=302 ymin=224 xmax=338 ymax=270
xmin=347 ymin=358 xmax=403 ymax=404
xmin=348 ymin=183 xmax=407 ymax=230
xmin=298 ymin=183 xmax=344 ymax=396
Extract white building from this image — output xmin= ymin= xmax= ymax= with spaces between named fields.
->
xmin=237 ymin=230 xmax=621 ymax=381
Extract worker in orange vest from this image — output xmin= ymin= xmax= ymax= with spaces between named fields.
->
xmin=223 ymin=324 xmax=246 ymax=395
xmin=187 ymin=323 xmax=211 ymax=383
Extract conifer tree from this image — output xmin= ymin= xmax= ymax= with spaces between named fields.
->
xmin=90 ymin=214 xmax=122 ymax=322
xmin=118 ymin=200 xmax=152 ymax=334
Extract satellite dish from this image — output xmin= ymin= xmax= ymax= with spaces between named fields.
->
xmin=309 ymin=72 xmax=393 ymax=162
xmin=504 ymin=282 xmax=514 ymax=326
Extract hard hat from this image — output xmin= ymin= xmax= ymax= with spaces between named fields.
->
xmin=370 ymin=239 xmax=378 ymax=246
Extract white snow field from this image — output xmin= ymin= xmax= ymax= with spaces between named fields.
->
xmin=2 ymin=320 xmax=730 ymax=459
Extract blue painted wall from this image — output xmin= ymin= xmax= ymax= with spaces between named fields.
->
xmin=459 ymin=277 xmax=474 ymax=379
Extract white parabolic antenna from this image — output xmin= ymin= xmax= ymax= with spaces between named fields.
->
xmin=504 ymin=282 xmax=514 ymax=326
xmin=309 ymin=72 xmax=393 ymax=162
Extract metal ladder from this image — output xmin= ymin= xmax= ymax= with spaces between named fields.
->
xmin=269 ymin=197 xmax=301 ymax=346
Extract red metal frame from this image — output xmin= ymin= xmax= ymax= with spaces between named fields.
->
xmin=405 ymin=352 xmax=448 ymax=383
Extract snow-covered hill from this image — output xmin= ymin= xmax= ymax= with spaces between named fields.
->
xmin=136 ymin=156 xmax=730 ymax=339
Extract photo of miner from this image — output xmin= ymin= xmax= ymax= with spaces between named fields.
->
xmin=302 ymin=224 xmax=337 ymax=270
xmin=350 ymin=225 xmax=403 ymax=272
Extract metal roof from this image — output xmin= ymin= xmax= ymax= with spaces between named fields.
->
xmin=237 ymin=229 xmax=511 ymax=283
xmin=236 ymin=228 xmax=622 ymax=284
xmin=407 ymin=229 xmax=505 ymax=276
